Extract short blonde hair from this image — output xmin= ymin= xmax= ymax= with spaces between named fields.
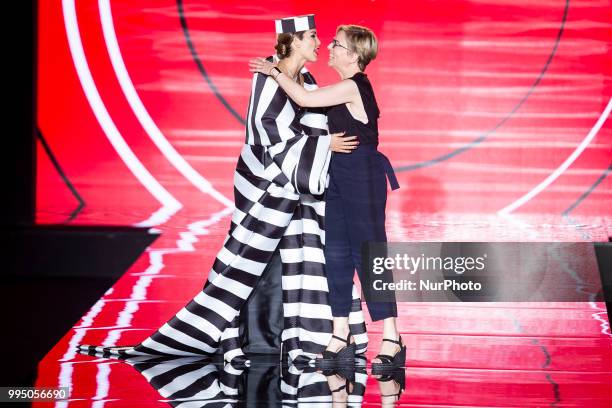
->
xmin=337 ymin=25 xmax=378 ymax=71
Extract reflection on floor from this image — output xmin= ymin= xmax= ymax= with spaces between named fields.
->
xmin=31 ymin=215 xmax=612 ymax=407
xmin=69 ymin=353 xmax=373 ymax=406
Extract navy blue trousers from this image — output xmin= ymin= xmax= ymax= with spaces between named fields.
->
xmin=325 ymin=145 xmax=398 ymax=321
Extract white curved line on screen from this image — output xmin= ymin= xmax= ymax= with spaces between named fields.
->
xmin=99 ymin=0 xmax=233 ymax=208
xmin=62 ymin=0 xmax=182 ymax=227
xmin=498 ymin=97 xmax=612 ymax=215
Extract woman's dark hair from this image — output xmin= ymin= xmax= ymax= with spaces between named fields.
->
xmin=275 ymin=31 xmax=305 ymax=59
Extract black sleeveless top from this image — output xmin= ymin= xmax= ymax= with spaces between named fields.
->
xmin=327 ymin=72 xmax=380 ymax=145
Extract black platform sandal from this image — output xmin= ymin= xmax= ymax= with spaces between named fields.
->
xmin=371 ymin=336 xmax=406 ymax=375
xmin=376 ymin=366 xmax=406 ymax=403
xmin=316 ymin=333 xmax=356 ymax=369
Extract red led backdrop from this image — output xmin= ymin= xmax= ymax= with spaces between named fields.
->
xmin=34 ymin=0 xmax=612 ymax=406
xmin=37 ymin=0 xmax=612 ymax=226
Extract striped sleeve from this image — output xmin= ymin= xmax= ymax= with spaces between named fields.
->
xmin=267 ymin=133 xmax=331 ymax=195
xmin=300 ymin=69 xmax=329 ymax=137
xmin=249 ymin=66 xmax=331 ymax=194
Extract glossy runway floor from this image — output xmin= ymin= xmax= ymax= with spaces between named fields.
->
xmin=33 ymin=218 xmax=612 ymax=406
xmin=34 ymin=0 xmax=611 ymax=406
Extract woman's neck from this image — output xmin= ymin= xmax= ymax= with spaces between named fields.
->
xmin=337 ymin=65 xmax=361 ymax=80
xmin=277 ymin=55 xmax=305 ymax=80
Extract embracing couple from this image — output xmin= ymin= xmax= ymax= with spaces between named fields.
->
xmin=80 ymin=12 xmax=403 ymax=389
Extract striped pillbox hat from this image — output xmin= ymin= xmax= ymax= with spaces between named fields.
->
xmin=275 ymin=14 xmax=316 ymax=34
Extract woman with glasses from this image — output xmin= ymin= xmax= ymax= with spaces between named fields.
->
xmin=250 ymin=25 xmax=405 ymax=374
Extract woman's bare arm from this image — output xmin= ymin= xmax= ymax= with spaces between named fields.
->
xmin=249 ymin=58 xmax=358 ymax=108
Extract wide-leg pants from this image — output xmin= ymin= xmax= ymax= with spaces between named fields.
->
xmin=325 ymin=145 xmax=399 ymax=321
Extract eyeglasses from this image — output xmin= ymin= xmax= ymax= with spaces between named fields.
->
xmin=330 ymin=39 xmax=351 ymax=51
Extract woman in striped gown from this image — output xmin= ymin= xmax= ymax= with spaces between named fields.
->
xmin=79 ymin=14 xmax=369 ymax=365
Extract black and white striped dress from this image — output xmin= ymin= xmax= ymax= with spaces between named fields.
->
xmin=79 ymin=66 xmax=369 ymax=363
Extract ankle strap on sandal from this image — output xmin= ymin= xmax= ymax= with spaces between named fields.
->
xmin=382 ymin=337 xmax=402 ymax=345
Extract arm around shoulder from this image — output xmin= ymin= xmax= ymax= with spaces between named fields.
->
xmin=277 ymin=74 xmax=358 ymax=108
